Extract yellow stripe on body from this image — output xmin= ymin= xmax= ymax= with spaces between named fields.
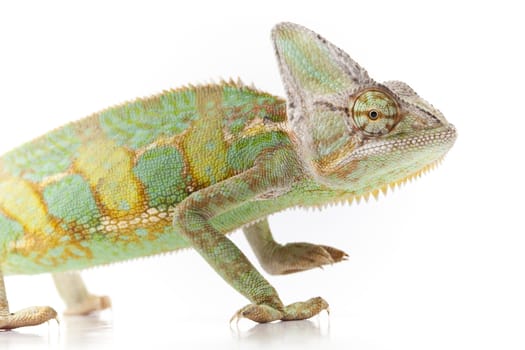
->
xmin=0 ymin=179 xmax=51 ymax=234
xmin=0 ymin=178 xmax=63 ymax=260
xmin=74 ymin=138 xmax=146 ymax=218
xmin=181 ymin=88 xmax=231 ymax=189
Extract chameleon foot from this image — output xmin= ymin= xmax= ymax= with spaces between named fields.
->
xmin=244 ymin=220 xmax=348 ymax=275
xmin=63 ymin=294 xmax=111 ymax=315
xmin=0 ymin=306 xmax=57 ymax=330
xmin=52 ymin=272 xmax=111 ymax=315
xmin=268 ymin=243 xmax=348 ymax=275
xmin=231 ymin=297 xmax=329 ymax=323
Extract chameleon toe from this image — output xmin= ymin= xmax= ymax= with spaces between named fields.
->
xmin=319 ymin=245 xmax=349 ymax=263
xmin=232 ymin=304 xmax=284 ymax=324
xmin=282 ymin=297 xmax=329 ymax=321
xmin=0 ymin=306 xmax=57 ymax=330
xmin=231 ymin=297 xmax=329 ymax=324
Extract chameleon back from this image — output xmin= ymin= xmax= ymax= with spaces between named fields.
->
xmin=0 ymin=82 xmax=288 ymax=274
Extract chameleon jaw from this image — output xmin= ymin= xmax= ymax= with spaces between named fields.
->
xmin=350 ymin=126 xmax=457 ymax=161
xmin=343 ymin=155 xmax=447 ymax=204
xmin=314 ymin=123 xmax=456 ymax=195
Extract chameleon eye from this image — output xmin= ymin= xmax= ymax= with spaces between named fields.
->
xmin=351 ymin=89 xmax=399 ymax=136
xmin=368 ymin=110 xmax=379 ymax=120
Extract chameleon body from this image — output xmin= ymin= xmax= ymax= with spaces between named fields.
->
xmin=0 ymin=23 xmax=456 ymax=329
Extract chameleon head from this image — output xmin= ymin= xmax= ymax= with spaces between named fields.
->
xmin=272 ymin=22 xmax=456 ymax=193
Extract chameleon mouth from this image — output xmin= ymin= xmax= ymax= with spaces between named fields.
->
xmin=352 ymin=125 xmax=457 ymax=161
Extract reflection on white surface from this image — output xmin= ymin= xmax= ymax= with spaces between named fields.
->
xmin=1 ymin=315 xmax=114 ymax=350
xmin=232 ymin=313 xmax=331 ymax=343
xmin=61 ymin=315 xmax=114 ymax=349
xmin=1 ymin=313 xmax=339 ymax=350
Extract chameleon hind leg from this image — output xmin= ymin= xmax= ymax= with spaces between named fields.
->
xmin=0 ymin=267 xmax=57 ymax=330
xmin=52 ymin=272 xmax=111 ymax=315
xmin=244 ymin=218 xmax=348 ymax=275
xmin=173 ymin=148 xmax=328 ymax=323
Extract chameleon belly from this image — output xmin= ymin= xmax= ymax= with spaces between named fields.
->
xmin=0 ymin=82 xmax=288 ymax=274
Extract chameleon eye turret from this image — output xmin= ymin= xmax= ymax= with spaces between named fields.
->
xmin=350 ymin=88 xmax=400 ymax=136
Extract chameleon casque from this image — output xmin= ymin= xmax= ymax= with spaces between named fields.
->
xmin=0 ymin=23 xmax=456 ymax=329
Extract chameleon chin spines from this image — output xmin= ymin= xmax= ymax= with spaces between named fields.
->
xmin=0 ymin=22 xmax=456 ymax=329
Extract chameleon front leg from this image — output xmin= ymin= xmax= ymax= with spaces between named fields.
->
xmin=0 ymin=267 xmax=57 ymax=330
xmin=173 ymin=148 xmax=328 ymax=323
xmin=52 ymin=272 xmax=111 ymax=315
xmin=244 ymin=218 xmax=348 ymax=275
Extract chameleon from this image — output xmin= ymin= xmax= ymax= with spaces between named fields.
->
xmin=0 ymin=22 xmax=456 ymax=330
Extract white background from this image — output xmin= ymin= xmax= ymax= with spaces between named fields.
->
xmin=0 ymin=1 xmax=523 ymax=349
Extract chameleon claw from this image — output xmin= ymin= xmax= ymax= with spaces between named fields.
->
xmin=324 ymin=306 xmax=330 ymax=316
xmin=229 ymin=310 xmax=241 ymax=328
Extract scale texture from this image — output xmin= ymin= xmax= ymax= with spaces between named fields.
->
xmin=0 ymin=83 xmax=288 ymax=274
xmin=0 ymin=22 xmax=456 ymax=329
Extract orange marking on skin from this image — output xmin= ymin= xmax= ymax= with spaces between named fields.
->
xmin=315 ymin=140 xmax=358 ymax=174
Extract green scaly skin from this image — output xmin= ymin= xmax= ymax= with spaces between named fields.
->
xmin=0 ymin=23 xmax=456 ymax=329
